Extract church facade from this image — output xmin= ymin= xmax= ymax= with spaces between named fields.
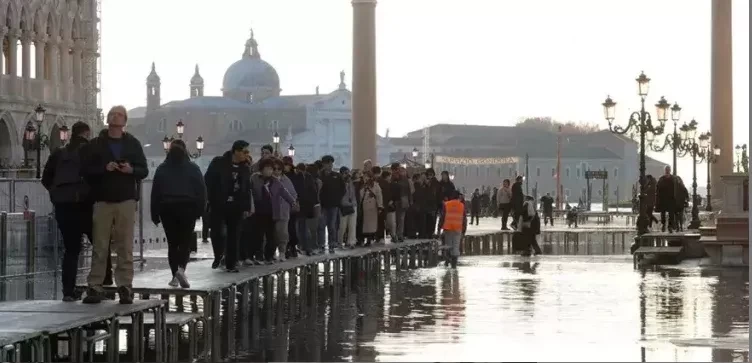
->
xmin=126 ymin=31 xmax=391 ymax=169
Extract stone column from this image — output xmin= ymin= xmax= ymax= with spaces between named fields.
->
xmin=59 ymin=39 xmax=72 ymax=102
xmin=0 ymin=27 xmax=7 ymax=76
xmin=72 ymin=40 xmax=83 ymax=86
xmin=351 ymin=0 xmax=378 ymax=167
xmin=48 ymin=36 xmax=60 ymax=100
xmin=34 ymin=34 xmax=47 ymax=79
xmin=710 ymin=0 xmax=733 ymax=191
xmin=7 ymin=28 xmax=19 ymax=77
xmin=20 ymin=31 xmax=32 ymax=79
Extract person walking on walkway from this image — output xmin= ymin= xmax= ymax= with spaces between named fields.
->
xmin=540 ymin=192 xmax=555 ymax=226
xmin=440 ymin=190 xmax=468 ymax=269
xmin=205 ymin=140 xmax=253 ymax=272
xmin=359 ymin=171 xmax=383 ymax=246
xmin=497 ymin=179 xmax=512 ymax=230
xmin=645 ymin=175 xmax=659 ymax=228
xmin=470 ymin=188 xmax=481 ymax=225
xmin=294 ymin=163 xmax=319 ymax=255
xmin=338 ymin=166 xmax=358 ymax=248
xmin=82 ymin=106 xmax=148 ymax=305
xmin=250 ymin=158 xmax=295 ymax=263
xmin=282 ymin=157 xmax=301 ymax=258
xmin=319 ymin=155 xmax=345 ymax=252
xmin=656 ymin=166 xmax=677 ymax=232
xmin=42 ymin=121 xmax=110 ymax=301
xmin=510 ymin=176 xmax=524 ymax=230
xmin=272 ymin=158 xmax=298 ymax=262
xmin=150 ymin=139 xmax=206 ymax=288
xmin=519 ymin=195 xmax=542 ymax=256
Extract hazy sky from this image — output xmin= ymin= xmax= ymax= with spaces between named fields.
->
xmin=101 ymin=0 xmax=749 ymax=181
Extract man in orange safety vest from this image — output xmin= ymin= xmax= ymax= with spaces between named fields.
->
xmin=440 ymin=190 xmax=468 ymax=268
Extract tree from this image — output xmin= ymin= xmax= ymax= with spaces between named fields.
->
xmin=516 ymin=117 xmax=600 ymax=134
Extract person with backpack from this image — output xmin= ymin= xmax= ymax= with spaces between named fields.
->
xmin=42 ymin=121 xmax=112 ymax=301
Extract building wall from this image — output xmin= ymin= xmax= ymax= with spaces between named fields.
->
xmin=0 ymin=0 xmax=101 ymax=165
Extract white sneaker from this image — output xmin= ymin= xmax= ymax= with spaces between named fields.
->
xmin=190 ymin=251 xmax=197 ymax=258
xmin=168 ymin=277 xmax=179 ymax=287
xmin=243 ymin=259 xmax=254 ymax=266
xmin=175 ymin=267 xmax=190 ymax=288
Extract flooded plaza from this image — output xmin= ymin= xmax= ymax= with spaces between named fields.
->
xmin=227 ymin=254 xmax=748 ymax=362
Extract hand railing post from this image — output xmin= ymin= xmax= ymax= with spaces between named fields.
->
xmin=25 ymin=211 xmax=36 ymax=300
xmin=0 ymin=212 xmax=7 ymax=302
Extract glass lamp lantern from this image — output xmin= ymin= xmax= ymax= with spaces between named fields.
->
xmin=176 ymin=120 xmax=185 ymax=137
xmin=655 ymin=96 xmax=670 ymax=122
xmin=670 ymin=103 xmax=682 ymax=122
xmin=272 ymin=132 xmax=280 ymax=144
xmin=636 ymin=71 xmax=651 ymax=97
xmin=162 ymin=136 xmax=171 ymax=152
xmin=412 ymin=148 xmax=419 ymax=158
xmin=34 ymin=104 xmax=46 ymax=123
xmin=602 ymin=96 xmax=616 ymax=122
xmin=196 ymin=136 xmax=204 ymax=152
xmin=288 ymin=145 xmax=295 ymax=157
xmin=24 ymin=121 xmax=36 ymax=142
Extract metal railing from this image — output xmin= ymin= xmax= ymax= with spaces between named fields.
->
xmin=0 ymin=178 xmax=172 ymax=301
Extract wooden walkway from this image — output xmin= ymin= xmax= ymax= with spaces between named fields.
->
xmin=77 ymin=238 xmax=441 ymax=362
xmin=0 ymin=299 xmax=166 ymax=363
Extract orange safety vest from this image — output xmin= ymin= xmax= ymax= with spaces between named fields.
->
xmin=442 ymin=199 xmax=465 ymax=232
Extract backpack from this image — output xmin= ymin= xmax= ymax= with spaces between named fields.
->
xmin=49 ymin=148 xmax=89 ymax=203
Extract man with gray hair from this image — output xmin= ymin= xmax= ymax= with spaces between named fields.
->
xmin=82 ymin=105 xmax=148 ymax=304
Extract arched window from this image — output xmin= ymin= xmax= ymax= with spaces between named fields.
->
xmin=566 ymin=168 xmax=570 ymax=178
xmin=552 ymin=168 xmax=556 ymax=177
xmin=614 ymin=168 xmax=619 ymax=178
xmin=157 ymin=118 xmax=166 ymax=132
xmin=536 ymin=167 xmax=541 ymax=177
xmin=576 ymin=168 xmax=581 ymax=178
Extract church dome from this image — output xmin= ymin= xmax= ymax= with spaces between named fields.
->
xmin=222 ymin=30 xmax=280 ymax=96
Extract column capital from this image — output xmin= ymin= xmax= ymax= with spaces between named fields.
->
xmin=352 ymin=0 xmax=377 ymax=5
xmin=60 ymin=37 xmax=74 ymax=48
xmin=48 ymin=35 xmax=62 ymax=46
xmin=20 ymin=31 xmax=35 ymax=43
xmin=0 ymin=26 xmax=8 ymax=37
xmin=7 ymin=27 xmax=21 ymax=39
xmin=35 ymin=33 xmax=49 ymax=44
xmin=73 ymin=39 xmax=86 ymax=51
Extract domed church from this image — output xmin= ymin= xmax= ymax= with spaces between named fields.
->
xmin=126 ymin=30 xmax=390 ymax=168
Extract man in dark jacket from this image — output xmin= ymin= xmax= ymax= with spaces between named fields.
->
xmin=470 ymin=188 xmax=481 ymax=225
xmin=424 ymin=168 xmax=442 ymax=237
xmin=204 ymin=140 xmax=254 ymax=272
xmin=510 ymin=176 xmax=524 ymax=230
xmin=291 ymin=162 xmax=319 ymax=255
xmin=319 ymin=155 xmax=345 ymax=252
xmin=655 ymin=166 xmax=676 ymax=232
xmin=82 ymin=106 xmax=148 ymax=305
xmin=42 ymin=122 xmax=112 ymax=301
xmin=374 ymin=167 xmax=390 ymax=243
xmin=540 ymin=192 xmax=555 ymax=226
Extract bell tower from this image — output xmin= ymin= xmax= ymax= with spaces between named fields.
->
xmin=146 ymin=62 xmax=161 ymax=111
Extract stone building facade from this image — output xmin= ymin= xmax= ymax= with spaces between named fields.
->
xmin=126 ymin=30 xmax=391 ymax=170
xmin=391 ymin=125 xmax=667 ymax=204
xmin=0 ymin=0 xmax=101 ymax=166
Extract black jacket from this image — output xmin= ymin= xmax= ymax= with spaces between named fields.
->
xmin=511 ymin=181 xmax=524 ymax=210
xmin=377 ymin=177 xmax=392 ymax=212
xmin=470 ymin=192 xmax=481 ymax=212
xmin=84 ymin=132 xmax=148 ymax=203
xmin=288 ymin=170 xmax=319 ymax=218
xmin=319 ymin=170 xmax=345 ymax=208
xmin=150 ymin=159 xmax=206 ymax=224
xmin=425 ymin=177 xmax=442 ymax=210
xmin=204 ymin=151 xmax=252 ymax=212
xmin=439 ymin=180 xmax=456 ymax=202
xmin=41 ymin=135 xmax=90 ymax=198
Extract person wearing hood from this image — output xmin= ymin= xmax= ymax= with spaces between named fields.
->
xmin=150 ymin=139 xmax=206 ymax=288
xmin=204 ymin=140 xmax=254 ymax=272
xmin=250 ymin=158 xmax=296 ymax=264
xmin=42 ymin=122 xmax=112 ymax=301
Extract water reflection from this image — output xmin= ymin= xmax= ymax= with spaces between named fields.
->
xmin=234 ymin=256 xmax=747 ymax=362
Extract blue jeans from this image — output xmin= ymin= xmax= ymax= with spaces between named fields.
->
xmin=323 ymin=207 xmax=341 ymax=248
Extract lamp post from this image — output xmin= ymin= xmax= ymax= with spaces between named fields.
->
xmin=273 ymin=132 xmax=280 ymax=155
xmin=24 ymin=105 xmax=53 ymax=179
xmin=704 ymin=142 xmax=721 ymax=211
xmin=676 ymin=121 xmax=702 ymax=229
xmin=288 ymin=144 xmax=295 ymax=157
xmin=647 ymin=102 xmax=682 ymax=175
xmin=735 ymin=144 xmax=747 ymax=173
xmin=424 ymin=152 xmax=435 ymax=169
xmin=602 ymin=72 xmax=667 ymax=235
xmin=163 ymin=121 xmax=203 ymax=158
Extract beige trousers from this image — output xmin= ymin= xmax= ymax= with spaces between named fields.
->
xmin=87 ymin=200 xmax=136 ymax=288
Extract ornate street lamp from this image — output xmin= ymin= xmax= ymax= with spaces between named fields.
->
xmin=602 ymin=72 xmax=667 ymax=235
xmin=23 ymin=121 xmax=36 ymax=168
xmin=288 ymin=144 xmax=295 ymax=157
xmin=704 ymin=141 xmax=721 ymax=211
xmin=648 ymin=101 xmax=682 ymax=174
xmin=735 ymin=144 xmax=747 ymax=173
xmin=176 ymin=119 xmax=185 ymax=138
xmin=677 ymin=124 xmax=705 ymax=229
xmin=412 ymin=147 xmax=419 ymax=158
xmin=193 ymin=136 xmax=204 ymax=158
xmin=32 ymin=105 xmax=47 ymax=178
xmin=273 ymin=131 xmax=280 ymax=155
xmin=162 ymin=136 xmax=171 ymax=152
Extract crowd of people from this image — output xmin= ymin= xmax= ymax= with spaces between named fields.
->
xmin=41 ymin=106 xmax=515 ymax=304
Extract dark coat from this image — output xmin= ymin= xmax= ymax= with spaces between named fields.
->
xmin=511 ymin=181 xmax=524 ymax=211
xmin=83 ymin=132 xmax=148 ymax=203
xmin=655 ymin=174 xmax=675 ymax=212
xmin=288 ymin=170 xmax=319 ymax=218
xmin=41 ymin=135 xmax=91 ymax=197
xmin=470 ymin=192 xmax=481 ymax=212
xmin=150 ymin=159 xmax=206 ymax=224
xmin=204 ymin=151 xmax=253 ymax=213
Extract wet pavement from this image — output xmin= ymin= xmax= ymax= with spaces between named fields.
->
xmin=1 ymin=217 xmax=748 ymax=362
xmin=227 ymin=255 xmax=748 ymax=362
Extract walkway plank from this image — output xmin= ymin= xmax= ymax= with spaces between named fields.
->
xmin=0 ymin=312 xmax=109 ymax=335
xmin=0 ymin=299 xmax=165 ymax=318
